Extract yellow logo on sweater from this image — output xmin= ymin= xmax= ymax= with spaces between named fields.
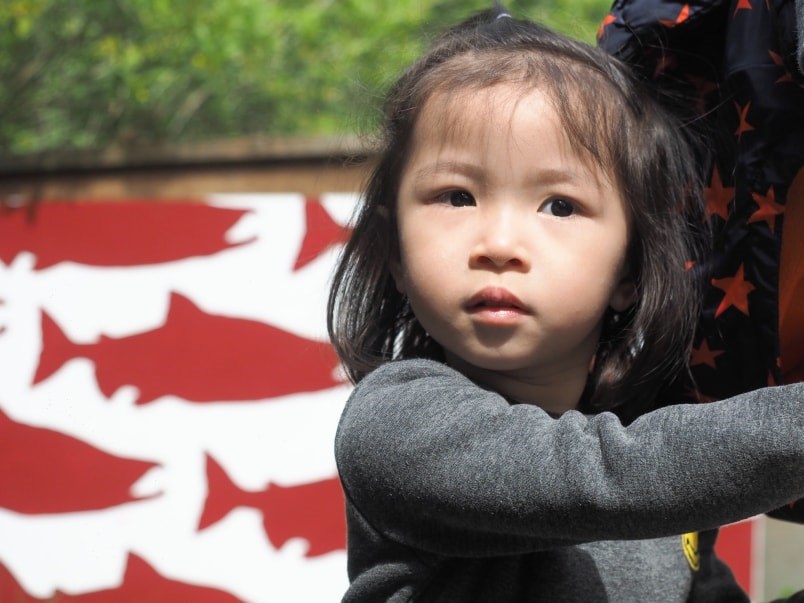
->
xmin=682 ymin=532 xmax=700 ymax=571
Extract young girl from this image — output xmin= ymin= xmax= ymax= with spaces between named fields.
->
xmin=328 ymin=7 xmax=804 ymax=602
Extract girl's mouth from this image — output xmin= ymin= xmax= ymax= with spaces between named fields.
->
xmin=466 ymin=287 xmax=528 ymax=313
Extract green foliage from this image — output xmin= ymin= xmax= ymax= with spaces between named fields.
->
xmin=0 ymin=0 xmax=610 ymax=156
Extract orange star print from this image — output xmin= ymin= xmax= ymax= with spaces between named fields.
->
xmin=597 ymin=14 xmax=616 ymax=39
xmin=690 ymin=339 xmax=724 ymax=369
xmin=686 ymin=74 xmax=719 ymax=114
xmin=660 ymin=4 xmax=690 ymax=27
xmin=712 ymin=264 xmax=755 ymax=317
xmin=735 ymin=102 xmax=755 ymax=139
xmin=748 ymin=186 xmax=784 ymax=232
xmin=768 ymin=50 xmax=794 ymax=84
xmin=704 ymin=165 xmax=735 ymax=221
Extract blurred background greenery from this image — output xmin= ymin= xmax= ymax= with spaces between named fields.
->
xmin=0 ymin=0 xmax=610 ymax=157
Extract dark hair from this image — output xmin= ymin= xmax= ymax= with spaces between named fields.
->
xmin=327 ymin=7 xmax=705 ymax=417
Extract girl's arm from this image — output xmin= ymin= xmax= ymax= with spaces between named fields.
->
xmin=335 ymin=358 xmax=804 ymax=557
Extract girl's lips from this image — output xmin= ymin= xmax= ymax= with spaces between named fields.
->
xmin=465 ymin=287 xmax=528 ymax=312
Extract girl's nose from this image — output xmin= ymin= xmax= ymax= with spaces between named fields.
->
xmin=469 ymin=209 xmax=530 ymax=271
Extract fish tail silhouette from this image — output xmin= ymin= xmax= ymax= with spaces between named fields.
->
xmin=198 ymin=454 xmax=245 ymax=530
xmin=33 ymin=311 xmax=79 ymax=384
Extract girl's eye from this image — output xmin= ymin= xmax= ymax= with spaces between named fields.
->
xmin=438 ymin=190 xmax=476 ymax=207
xmin=540 ymin=198 xmax=575 ymax=217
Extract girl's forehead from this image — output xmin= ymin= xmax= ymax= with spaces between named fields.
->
xmin=413 ymin=85 xmax=557 ymax=149
xmin=409 ymin=84 xmax=614 ymax=187
xmin=418 ymin=84 xmax=532 ymax=126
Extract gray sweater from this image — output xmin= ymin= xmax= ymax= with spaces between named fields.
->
xmin=335 ymin=359 xmax=804 ymax=602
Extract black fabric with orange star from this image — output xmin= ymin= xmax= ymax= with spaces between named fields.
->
xmin=599 ymin=0 xmax=804 ymax=519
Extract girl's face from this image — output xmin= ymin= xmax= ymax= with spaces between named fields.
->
xmin=392 ymin=84 xmax=635 ymax=413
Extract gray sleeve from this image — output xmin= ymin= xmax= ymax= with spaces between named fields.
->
xmin=335 ymin=359 xmax=804 ymax=557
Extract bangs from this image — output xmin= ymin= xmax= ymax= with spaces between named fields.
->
xmin=407 ymin=49 xmax=633 ymax=194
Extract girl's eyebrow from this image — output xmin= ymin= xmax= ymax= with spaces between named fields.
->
xmin=525 ymin=167 xmax=587 ymax=187
xmin=412 ymin=160 xmax=485 ymax=182
xmin=413 ymin=160 xmax=588 ymax=188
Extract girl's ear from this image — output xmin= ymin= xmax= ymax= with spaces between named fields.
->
xmin=390 ymin=258 xmax=406 ymax=294
xmin=610 ymin=277 xmax=636 ymax=312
